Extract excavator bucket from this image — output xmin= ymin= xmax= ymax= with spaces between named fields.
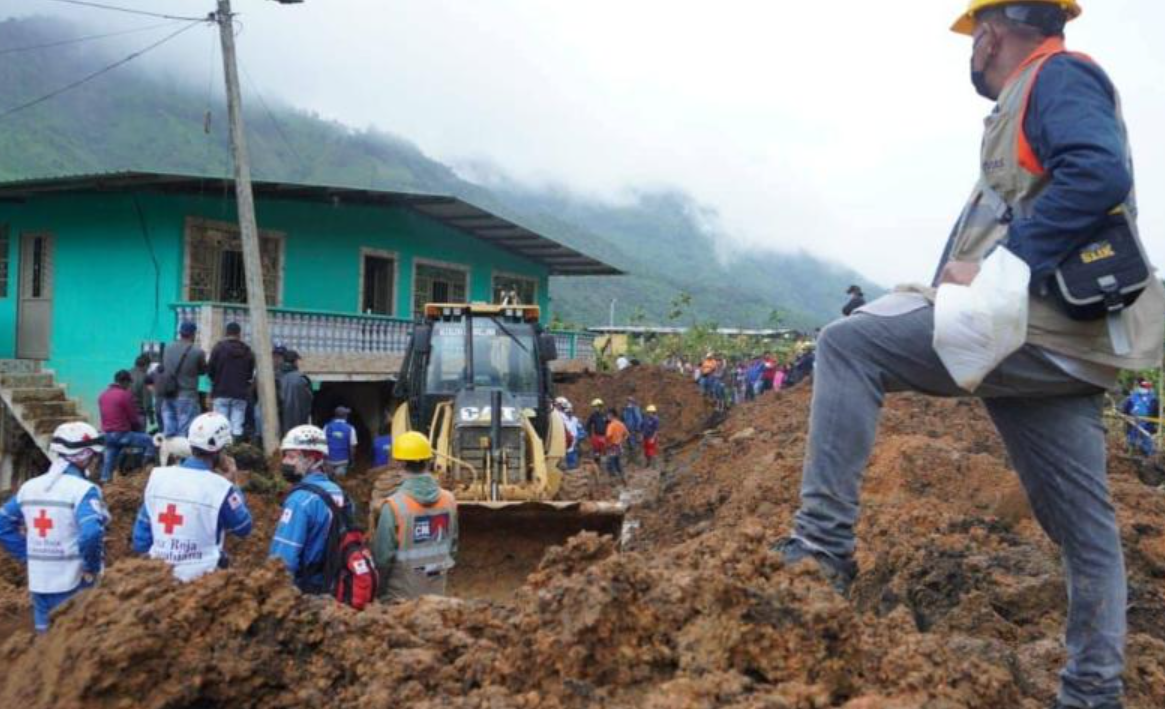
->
xmin=449 ymin=500 xmax=625 ymax=601
xmin=368 ymin=467 xmax=626 ymax=602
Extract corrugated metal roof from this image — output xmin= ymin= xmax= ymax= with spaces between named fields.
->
xmin=0 ymin=171 xmax=622 ymax=276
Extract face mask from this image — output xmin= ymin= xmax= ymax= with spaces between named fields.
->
xmin=970 ymin=32 xmax=995 ymax=100
xmin=280 ymin=463 xmax=303 ymax=482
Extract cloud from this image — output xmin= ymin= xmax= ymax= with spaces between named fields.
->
xmin=2 ymin=0 xmax=1162 ymax=286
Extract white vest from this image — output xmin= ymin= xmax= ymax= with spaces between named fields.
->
xmin=143 ymin=466 xmax=233 ymax=582
xmin=17 ymin=470 xmax=102 ymax=594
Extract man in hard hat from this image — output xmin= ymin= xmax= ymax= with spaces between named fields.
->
xmin=774 ymin=4 xmax=1163 ymax=709
xmin=372 ymin=431 xmax=458 ymax=600
xmin=0 ymin=422 xmax=110 ymax=632
xmin=585 ymin=399 xmax=608 ymax=464
xmin=133 ymin=412 xmax=253 ymax=582
xmin=270 ymin=424 xmax=354 ymax=593
xmin=642 ymin=405 xmax=661 ymax=469
xmin=1120 ymin=378 xmax=1159 ymax=458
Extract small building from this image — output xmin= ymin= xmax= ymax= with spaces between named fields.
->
xmin=0 ymin=171 xmax=617 ymax=481
xmin=589 ymin=325 xmax=800 ymax=358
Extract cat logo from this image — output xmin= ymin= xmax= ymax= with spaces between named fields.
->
xmin=1080 ymin=242 xmax=1115 ymax=265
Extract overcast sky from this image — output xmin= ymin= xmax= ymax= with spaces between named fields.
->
xmin=2 ymin=0 xmax=1162 ymax=286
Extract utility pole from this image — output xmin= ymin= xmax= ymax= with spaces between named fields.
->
xmin=216 ymin=0 xmax=280 ymax=455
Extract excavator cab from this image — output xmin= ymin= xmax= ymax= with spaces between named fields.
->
xmin=372 ymin=303 xmax=624 ymax=600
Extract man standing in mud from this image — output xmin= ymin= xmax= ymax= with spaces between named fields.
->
xmin=773 ymin=3 xmax=1164 ymax=709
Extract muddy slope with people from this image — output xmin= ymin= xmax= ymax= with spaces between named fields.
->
xmin=1 ymin=370 xmax=1164 ymax=707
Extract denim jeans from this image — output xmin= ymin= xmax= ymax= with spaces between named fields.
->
xmin=213 ymin=397 xmax=248 ymax=438
xmin=31 ymin=577 xmax=94 ymax=632
xmin=101 ymin=430 xmax=158 ymax=483
xmin=564 ymin=449 xmax=580 ymax=470
xmin=790 ymin=304 xmax=1124 ymax=709
xmin=161 ymin=395 xmax=200 ymax=438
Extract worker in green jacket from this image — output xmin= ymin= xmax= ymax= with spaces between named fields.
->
xmin=372 ymin=432 xmax=458 ymax=600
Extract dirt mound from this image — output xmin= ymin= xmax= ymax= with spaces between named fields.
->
xmin=557 ymin=366 xmax=715 ymax=446
xmin=3 ymin=368 xmax=1165 ymax=707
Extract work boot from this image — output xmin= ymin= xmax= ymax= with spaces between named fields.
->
xmin=1049 ymin=702 xmax=1123 ymax=709
xmin=772 ymin=536 xmax=857 ymax=597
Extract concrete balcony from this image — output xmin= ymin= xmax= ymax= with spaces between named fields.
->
xmin=173 ymin=303 xmax=596 ymax=381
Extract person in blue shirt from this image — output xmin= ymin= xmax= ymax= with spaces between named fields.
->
xmin=0 ymin=422 xmax=110 ymax=632
xmin=1121 ymin=378 xmax=1159 ymax=457
xmin=131 ymin=412 xmax=252 ymax=580
xmin=323 ymin=406 xmax=358 ymax=476
xmin=270 ymin=424 xmax=354 ymax=593
xmin=621 ymin=397 xmax=644 ymax=465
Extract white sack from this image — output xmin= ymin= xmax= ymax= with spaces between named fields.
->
xmin=933 ymin=247 xmax=1030 ymax=392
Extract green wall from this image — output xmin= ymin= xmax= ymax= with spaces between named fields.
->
xmin=0 ymin=189 xmax=551 ymax=421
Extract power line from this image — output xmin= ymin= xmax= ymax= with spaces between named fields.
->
xmin=40 ymin=0 xmax=209 ymax=22
xmin=239 ymin=59 xmax=309 ymax=175
xmin=0 ymin=20 xmax=208 ymax=121
xmin=0 ymin=20 xmax=182 ymax=56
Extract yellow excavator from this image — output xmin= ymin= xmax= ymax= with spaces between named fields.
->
xmin=370 ymin=303 xmax=624 ymax=599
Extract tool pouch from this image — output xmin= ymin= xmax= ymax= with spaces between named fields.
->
xmin=1048 ymin=210 xmax=1152 ymax=321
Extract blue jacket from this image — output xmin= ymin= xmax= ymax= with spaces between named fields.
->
xmin=1008 ymin=54 xmax=1134 ymax=283
xmin=131 ymin=458 xmax=253 ymax=555
xmin=269 ymin=471 xmax=353 ymax=592
xmin=324 ymin=419 xmax=356 ymax=463
xmin=622 ymin=405 xmax=643 ymax=434
xmin=1123 ymin=389 xmax=1159 ymax=432
xmin=642 ymin=415 xmax=660 ymax=440
xmin=0 ymin=465 xmax=108 ymax=576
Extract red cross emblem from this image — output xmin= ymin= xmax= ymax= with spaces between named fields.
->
xmin=32 ymin=509 xmax=54 ymax=538
xmin=157 ymin=503 xmax=185 ymax=535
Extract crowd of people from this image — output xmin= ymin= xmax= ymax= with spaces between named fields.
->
xmin=664 ymin=346 xmax=816 ymax=411
xmin=93 ymin=320 xmax=367 ymax=484
xmin=552 ymin=395 xmax=661 ymax=480
xmin=0 ymin=416 xmax=457 ymax=632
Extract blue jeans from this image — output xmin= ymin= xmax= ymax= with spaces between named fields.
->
xmin=791 ymin=305 xmax=1125 ymax=708
xmin=564 ymin=449 xmax=580 ymax=470
xmin=213 ymin=397 xmax=248 ymax=437
xmin=101 ymin=430 xmax=157 ymax=483
xmin=161 ymin=396 xmax=200 ymax=438
xmin=1126 ymin=424 xmax=1155 ymax=456
xmin=31 ymin=578 xmax=93 ymax=632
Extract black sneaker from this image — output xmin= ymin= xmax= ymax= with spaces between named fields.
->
xmin=772 ymin=536 xmax=858 ymax=597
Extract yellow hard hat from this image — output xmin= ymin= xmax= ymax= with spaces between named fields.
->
xmin=591 ymin=398 xmax=604 ymax=407
xmin=392 ymin=431 xmax=433 ymax=461
xmin=646 ymin=405 xmax=657 ymax=414
xmin=951 ymin=0 xmax=1081 ymax=35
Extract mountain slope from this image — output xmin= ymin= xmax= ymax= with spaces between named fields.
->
xmin=0 ymin=16 xmax=878 ymax=328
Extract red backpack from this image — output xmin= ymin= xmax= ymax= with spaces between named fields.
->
xmin=294 ymin=483 xmax=379 ymax=610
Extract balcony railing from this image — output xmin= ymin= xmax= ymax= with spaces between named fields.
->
xmin=171 ymin=303 xmax=596 ymax=362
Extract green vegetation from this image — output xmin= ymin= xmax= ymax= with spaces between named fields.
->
xmin=0 ymin=16 xmax=880 ymax=329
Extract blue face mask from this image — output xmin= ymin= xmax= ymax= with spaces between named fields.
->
xmin=970 ymin=32 xmax=995 ymax=100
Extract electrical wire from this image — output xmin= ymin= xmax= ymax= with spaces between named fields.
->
xmin=0 ymin=19 xmax=208 ymax=121
xmin=39 ymin=0 xmax=208 ymax=22
xmin=0 ymin=20 xmax=181 ymax=56
xmin=239 ymin=59 xmax=309 ymax=176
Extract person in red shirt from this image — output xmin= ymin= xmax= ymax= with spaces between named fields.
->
xmin=98 ymin=370 xmax=157 ymax=484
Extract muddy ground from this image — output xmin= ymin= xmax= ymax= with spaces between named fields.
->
xmin=1 ymin=372 xmax=1164 ymax=708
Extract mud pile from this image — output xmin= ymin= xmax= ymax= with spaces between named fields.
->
xmin=2 ymin=371 xmax=1164 ymax=708
xmin=557 ymin=366 xmax=714 ymax=445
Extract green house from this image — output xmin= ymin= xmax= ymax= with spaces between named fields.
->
xmin=0 ymin=172 xmax=616 ymax=474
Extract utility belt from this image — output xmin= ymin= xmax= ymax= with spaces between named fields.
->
xmin=982 ymin=186 xmax=1151 ymax=355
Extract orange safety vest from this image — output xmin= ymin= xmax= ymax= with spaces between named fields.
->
xmin=382 ymin=487 xmax=458 ymax=600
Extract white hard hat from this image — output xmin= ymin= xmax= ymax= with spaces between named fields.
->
xmin=188 ymin=412 xmax=233 ymax=453
xmin=281 ymin=425 xmax=328 ymax=455
xmin=554 ymin=396 xmax=570 ymax=408
xmin=50 ymin=421 xmax=105 ymax=455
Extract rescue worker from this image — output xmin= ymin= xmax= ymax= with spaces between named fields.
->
xmin=622 ymin=397 xmax=644 ymax=464
xmin=774 ymin=4 xmax=1164 ymax=709
xmin=269 ymin=424 xmax=353 ymax=593
xmin=324 ymin=406 xmax=358 ymax=476
xmin=372 ymin=431 xmax=458 ymax=600
xmin=561 ymin=399 xmax=583 ymax=471
xmin=604 ymin=409 xmax=629 ymax=480
xmin=133 ymin=412 xmax=252 ymax=581
xmin=0 ymin=422 xmax=110 ymax=632
xmin=1121 ymin=378 xmax=1159 ymax=457
xmin=585 ymin=399 xmax=608 ymax=463
xmin=642 ymin=404 xmax=661 ymax=468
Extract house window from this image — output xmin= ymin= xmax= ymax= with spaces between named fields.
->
xmin=493 ymin=273 xmax=537 ymax=306
xmin=0 ymin=227 xmax=8 ymax=298
xmin=185 ymin=219 xmax=282 ymax=305
xmin=361 ymin=250 xmax=397 ymax=315
xmin=413 ymin=261 xmax=468 ymax=318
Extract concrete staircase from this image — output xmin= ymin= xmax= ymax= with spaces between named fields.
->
xmin=0 ymin=360 xmax=87 ymax=457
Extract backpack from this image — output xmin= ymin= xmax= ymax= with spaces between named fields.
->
xmin=293 ymin=483 xmax=379 ymax=610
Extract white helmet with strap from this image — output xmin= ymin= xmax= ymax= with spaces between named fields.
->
xmin=188 ymin=412 xmax=233 ymax=453
xmin=281 ymin=425 xmax=328 ymax=455
xmin=50 ymin=421 xmax=105 ymax=456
